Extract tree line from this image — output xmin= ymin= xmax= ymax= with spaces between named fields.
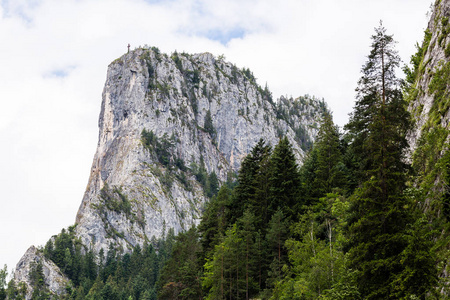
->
xmin=155 ymin=22 xmax=438 ymax=300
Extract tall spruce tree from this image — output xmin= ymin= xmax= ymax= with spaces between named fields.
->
xmin=268 ymin=137 xmax=301 ymax=220
xmin=198 ymin=185 xmax=231 ymax=265
xmin=344 ymin=22 xmax=436 ymax=299
xmin=313 ymin=112 xmax=345 ymax=197
xmin=230 ymin=139 xmax=271 ymax=224
xmin=158 ymin=227 xmax=202 ymax=300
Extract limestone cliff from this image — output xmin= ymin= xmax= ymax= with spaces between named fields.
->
xmin=11 ymin=48 xmax=326 ymax=298
xmin=406 ymin=0 xmax=450 ymax=207
xmin=407 ymin=0 xmax=450 ymax=154
xmin=73 ymin=48 xmax=326 ymax=255
xmin=406 ymin=0 xmax=450 ymax=291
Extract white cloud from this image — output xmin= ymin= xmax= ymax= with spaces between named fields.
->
xmin=0 ymin=0 xmax=431 ymax=275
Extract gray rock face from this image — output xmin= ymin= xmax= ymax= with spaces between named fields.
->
xmin=13 ymin=246 xmax=69 ymax=300
xmin=405 ymin=0 xmax=450 ymax=292
xmin=407 ymin=0 xmax=450 ymax=155
xmin=12 ymin=48 xmax=327 ymax=297
xmin=73 ymin=48 xmax=326 ymax=254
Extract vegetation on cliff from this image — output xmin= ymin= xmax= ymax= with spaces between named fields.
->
xmin=6 ymin=3 xmax=450 ymax=298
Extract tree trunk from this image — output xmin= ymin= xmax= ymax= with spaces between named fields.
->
xmin=221 ymin=245 xmax=224 ymax=300
xmin=327 ymin=219 xmax=334 ymax=284
xmin=246 ymin=238 xmax=249 ymax=300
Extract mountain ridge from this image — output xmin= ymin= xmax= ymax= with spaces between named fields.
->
xmin=73 ymin=47 xmax=327 ymax=255
xmin=9 ymin=47 xmax=327 ymax=299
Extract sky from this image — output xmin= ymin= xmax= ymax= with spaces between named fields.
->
xmin=0 ymin=0 xmax=432 ymax=277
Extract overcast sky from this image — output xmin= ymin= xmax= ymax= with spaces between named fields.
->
xmin=0 ymin=0 xmax=432 ymax=276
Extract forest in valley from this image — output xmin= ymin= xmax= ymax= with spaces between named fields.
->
xmin=3 ymin=22 xmax=450 ymax=300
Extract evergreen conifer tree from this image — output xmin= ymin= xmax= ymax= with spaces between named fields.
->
xmin=158 ymin=227 xmax=202 ymax=300
xmin=268 ymin=137 xmax=301 ymax=220
xmin=237 ymin=209 xmax=258 ymax=299
xmin=345 ymin=22 xmax=436 ymax=299
xmin=231 ymin=139 xmax=271 ymax=223
xmin=0 ymin=265 xmax=6 ymax=300
xmin=198 ymin=185 xmax=230 ymax=265
xmin=313 ymin=112 xmax=345 ymax=197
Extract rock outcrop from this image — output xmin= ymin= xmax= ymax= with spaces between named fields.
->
xmin=13 ymin=246 xmax=69 ymax=299
xmin=407 ymin=0 xmax=450 ymax=154
xmin=12 ymin=48 xmax=327 ymax=296
xmin=406 ymin=0 xmax=450 ymax=292
xmin=73 ymin=48 xmax=326 ymax=255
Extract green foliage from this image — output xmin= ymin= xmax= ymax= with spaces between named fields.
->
xmin=30 ymin=261 xmax=51 ymax=300
xmin=439 ymin=16 xmax=450 ymax=48
xmin=427 ymin=61 xmax=450 ymax=129
xmin=230 ymin=138 xmax=272 ymax=225
xmin=199 ymin=185 xmax=231 ymax=259
xmin=189 ymin=88 xmax=198 ymax=115
xmin=184 ymin=68 xmax=201 ymax=89
xmin=441 ymin=151 xmax=450 ymax=221
xmin=141 ymin=50 xmax=156 ymax=91
xmin=405 ymin=17 xmax=450 ymax=289
xmin=271 ymin=194 xmax=354 ymax=299
xmin=17 ymin=36 xmax=448 ymax=299
xmin=141 ymin=129 xmax=175 ymax=168
xmin=7 ymin=280 xmax=27 ymax=300
xmin=203 ymin=224 xmax=248 ymax=300
xmin=0 ymin=265 xmax=6 ymax=300
xmin=268 ymin=137 xmax=302 ymax=221
xmin=344 ymin=23 xmax=435 ymax=299
xmin=445 ymin=42 xmax=450 ymax=57
xmin=275 ymin=95 xmax=328 ymax=151
xmin=192 ymin=69 xmax=200 ymax=86
xmin=311 ymin=112 xmax=346 ymax=197
xmin=171 ymin=51 xmax=183 ymax=72
xmin=242 ymin=67 xmax=256 ymax=84
xmin=141 ymin=129 xmax=199 ymax=193
xmin=156 ymin=81 xmax=171 ymax=98
xmin=265 ymin=209 xmax=289 ymax=291
xmin=157 ymin=227 xmax=203 ymax=299
xmin=195 ymin=138 xmax=307 ymax=298
xmin=413 ymin=126 xmax=448 ymax=188
xmin=38 ymin=229 xmax=176 ymax=300
xmin=263 ymin=83 xmax=274 ymax=105
xmin=207 ymin=171 xmax=219 ymax=198
xmin=188 ymin=156 xmax=219 ymax=199
xmin=100 ymin=185 xmax=132 ymax=217
xmin=43 ymin=227 xmax=98 ymax=287
xmin=203 ymin=110 xmax=216 ymax=141
xmin=404 ymin=29 xmax=432 ymax=90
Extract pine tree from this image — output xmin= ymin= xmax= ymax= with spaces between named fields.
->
xmin=158 ymin=227 xmax=202 ymax=300
xmin=265 ymin=208 xmax=289 ymax=290
xmin=198 ymin=185 xmax=230 ymax=265
xmin=30 ymin=261 xmax=50 ymax=300
xmin=345 ymin=22 xmax=436 ymax=299
xmin=345 ymin=22 xmax=410 ymax=185
xmin=300 ymin=146 xmax=319 ymax=205
xmin=203 ymin=224 xmax=245 ymax=300
xmin=237 ymin=209 xmax=258 ymax=299
xmin=230 ymin=139 xmax=272 ymax=223
xmin=268 ymin=137 xmax=301 ymax=220
xmin=313 ymin=112 xmax=345 ymax=197
xmin=0 ymin=265 xmax=6 ymax=300
xmin=204 ymin=109 xmax=216 ymax=139
xmin=248 ymin=140 xmax=272 ymax=230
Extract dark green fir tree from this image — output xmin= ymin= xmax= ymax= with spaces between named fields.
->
xmin=313 ymin=111 xmax=345 ymax=197
xmin=230 ymin=139 xmax=271 ymax=224
xmin=344 ymin=22 xmax=436 ymax=299
xmin=268 ymin=137 xmax=301 ymax=221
